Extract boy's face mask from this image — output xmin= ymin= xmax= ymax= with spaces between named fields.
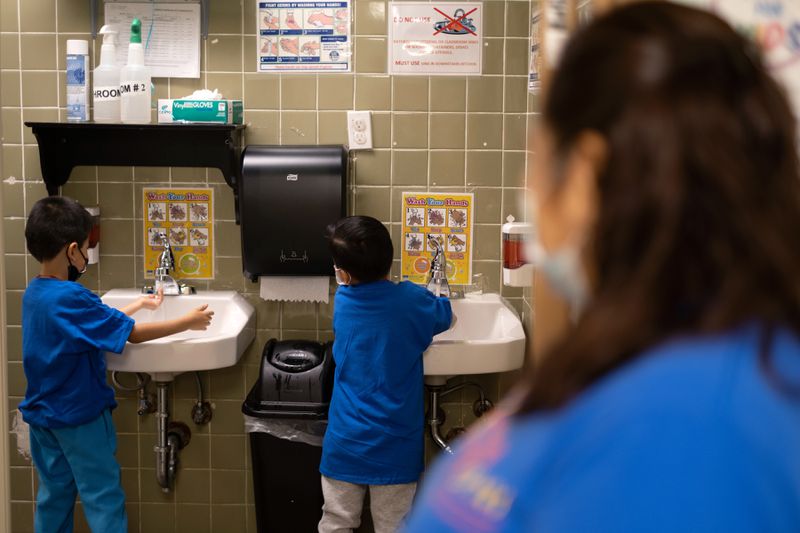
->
xmin=67 ymin=245 xmax=88 ymax=282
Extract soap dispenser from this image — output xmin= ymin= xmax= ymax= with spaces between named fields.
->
xmin=120 ymin=18 xmax=151 ymax=124
xmin=502 ymin=215 xmax=533 ymax=287
xmin=93 ymin=25 xmax=120 ymax=123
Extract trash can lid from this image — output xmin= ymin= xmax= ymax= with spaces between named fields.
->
xmin=267 ymin=340 xmax=327 ymax=373
xmin=271 ymin=348 xmax=321 ymax=373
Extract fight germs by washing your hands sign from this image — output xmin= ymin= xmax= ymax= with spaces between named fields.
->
xmin=257 ymin=1 xmax=352 ymax=72
xmin=143 ymin=188 xmax=214 ymax=280
xmin=401 ymin=192 xmax=474 ymax=285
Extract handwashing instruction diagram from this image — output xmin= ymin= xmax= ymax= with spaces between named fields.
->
xmin=401 ymin=192 xmax=474 ymax=285
xmin=257 ymin=1 xmax=351 ymax=72
xmin=143 ymin=188 xmax=214 ymax=280
xmin=389 ymin=2 xmax=483 ymax=75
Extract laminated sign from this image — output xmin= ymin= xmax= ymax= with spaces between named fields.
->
xmin=143 ymin=188 xmax=214 ymax=280
xmin=389 ymin=2 xmax=483 ymax=75
xmin=688 ymin=0 xmax=800 ymax=136
xmin=257 ymin=1 xmax=351 ymax=72
xmin=401 ymin=192 xmax=474 ymax=285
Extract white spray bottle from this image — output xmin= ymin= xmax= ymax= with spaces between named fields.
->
xmin=120 ymin=18 xmax=151 ymax=124
xmin=93 ymin=25 xmax=120 ymax=123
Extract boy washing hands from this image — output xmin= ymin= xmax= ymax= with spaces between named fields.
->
xmin=19 ymin=196 xmax=213 ymax=532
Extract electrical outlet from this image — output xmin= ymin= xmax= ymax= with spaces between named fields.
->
xmin=347 ymin=110 xmax=373 ymax=150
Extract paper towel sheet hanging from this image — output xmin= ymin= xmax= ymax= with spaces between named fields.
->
xmin=239 ymin=145 xmax=347 ymax=281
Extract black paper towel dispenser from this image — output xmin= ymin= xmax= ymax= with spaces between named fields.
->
xmin=239 ymin=145 xmax=347 ymax=281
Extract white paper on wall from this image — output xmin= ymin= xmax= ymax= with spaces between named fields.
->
xmin=105 ymin=1 xmax=201 ymax=78
xmin=680 ymin=0 xmax=800 ymax=132
xmin=389 ymin=2 xmax=483 ymax=76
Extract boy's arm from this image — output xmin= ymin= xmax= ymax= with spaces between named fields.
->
xmin=128 ymin=304 xmax=213 ymax=344
xmin=431 ymin=295 xmax=453 ymax=336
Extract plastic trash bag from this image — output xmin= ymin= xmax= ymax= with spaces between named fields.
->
xmin=10 ymin=409 xmax=31 ymax=461
xmin=244 ymin=414 xmax=327 ymax=447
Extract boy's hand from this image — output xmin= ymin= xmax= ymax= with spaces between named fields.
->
xmin=183 ymin=304 xmax=214 ymax=331
xmin=119 ymin=287 xmax=164 ymax=317
xmin=139 ymin=287 xmax=164 ymax=311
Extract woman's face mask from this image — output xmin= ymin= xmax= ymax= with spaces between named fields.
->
xmin=525 ymin=127 xmax=602 ymax=319
xmin=525 ymin=232 xmax=589 ymax=318
xmin=67 ymin=245 xmax=88 ymax=282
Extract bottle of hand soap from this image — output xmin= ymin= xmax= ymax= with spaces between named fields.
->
xmin=93 ymin=25 xmax=120 ymax=123
xmin=120 ymin=18 xmax=151 ymax=124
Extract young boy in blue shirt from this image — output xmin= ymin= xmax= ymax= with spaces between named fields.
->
xmin=20 ymin=196 xmax=214 ymax=533
xmin=319 ymin=216 xmax=453 ymax=533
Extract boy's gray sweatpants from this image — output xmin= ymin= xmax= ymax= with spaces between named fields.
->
xmin=318 ymin=475 xmax=417 ymax=533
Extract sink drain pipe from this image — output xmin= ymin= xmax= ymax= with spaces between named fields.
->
xmin=155 ymin=382 xmax=172 ymax=491
xmin=426 ymin=381 xmax=493 ymax=454
xmin=154 ymin=381 xmax=192 ymax=492
xmin=427 ymin=385 xmax=452 ymax=454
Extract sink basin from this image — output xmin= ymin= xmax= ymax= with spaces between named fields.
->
xmin=100 ymin=289 xmax=255 ymax=381
xmin=423 ymin=292 xmax=526 ymax=378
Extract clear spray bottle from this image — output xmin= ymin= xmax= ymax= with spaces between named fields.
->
xmin=120 ymin=18 xmax=151 ymax=124
xmin=93 ymin=25 xmax=121 ymax=123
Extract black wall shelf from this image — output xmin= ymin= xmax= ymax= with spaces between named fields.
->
xmin=25 ymin=122 xmax=245 ymax=220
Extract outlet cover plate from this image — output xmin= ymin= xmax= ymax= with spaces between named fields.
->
xmin=347 ymin=110 xmax=373 ymax=150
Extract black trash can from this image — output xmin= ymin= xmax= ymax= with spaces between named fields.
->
xmin=243 ymin=339 xmax=335 ymax=533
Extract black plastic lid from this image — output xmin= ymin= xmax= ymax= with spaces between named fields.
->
xmin=271 ymin=348 xmax=321 ymax=373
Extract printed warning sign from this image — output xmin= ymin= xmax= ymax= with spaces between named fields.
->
xmin=389 ymin=2 xmax=482 ymax=75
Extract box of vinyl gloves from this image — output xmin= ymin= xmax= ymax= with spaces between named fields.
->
xmin=158 ymin=90 xmax=243 ymax=124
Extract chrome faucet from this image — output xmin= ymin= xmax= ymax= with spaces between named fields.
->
xmin=144 ymin=232 xmax=195 ymax=295
xmin=426 ymin=235 xmax=451 ymax=298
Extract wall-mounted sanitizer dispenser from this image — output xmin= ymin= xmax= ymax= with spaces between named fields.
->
xmin=502 ymin=215 xmax=533 ymax=287
xmin=239 ymin=145 xmax=347 ymax=281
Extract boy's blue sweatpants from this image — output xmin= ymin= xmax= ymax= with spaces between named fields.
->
xmin=28 ymin=409 xmax=127 ymax=533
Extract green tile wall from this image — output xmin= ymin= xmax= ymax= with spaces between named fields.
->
xmin=0 ymin=1 xmax=536 ymax=531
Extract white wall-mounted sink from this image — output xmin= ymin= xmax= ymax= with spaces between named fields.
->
xmin=424 ymin=292 xmax=526 ymax=380
xmin=101 ymin=289 xmax=256 ymax=382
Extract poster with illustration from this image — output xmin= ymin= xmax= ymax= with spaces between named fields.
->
xmin=678 ymin=0 xmax=800 ymax=138
xmin=389 ymin=2 xmax=482 ymax=75
xmin=401 ymin=192 xmax=473 ymax=285
xmin=143 ymin=188 xmax=214 ymax=280
xmin=257 ymin=1 xmax=351 ymax=72
xmin=528 ymin=9 xmax=541 ymax=94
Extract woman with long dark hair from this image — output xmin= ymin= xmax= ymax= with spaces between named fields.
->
xmin=404 ymin=2 xmax=800 ymax=531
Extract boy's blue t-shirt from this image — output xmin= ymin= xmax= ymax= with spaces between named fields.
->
xmin=404 ymin=324 xmax=800 ymax=532
xmin=321 ymin=280 xmax=452 ymax=485
xmin=20 ymin=278 xmax=135 ymax=429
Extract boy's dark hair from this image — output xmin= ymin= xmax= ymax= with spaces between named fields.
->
xmin=326 ymin=216 xmax=393 ymax=283
xmin=25 ymin=196 xmax=93 ymax=262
